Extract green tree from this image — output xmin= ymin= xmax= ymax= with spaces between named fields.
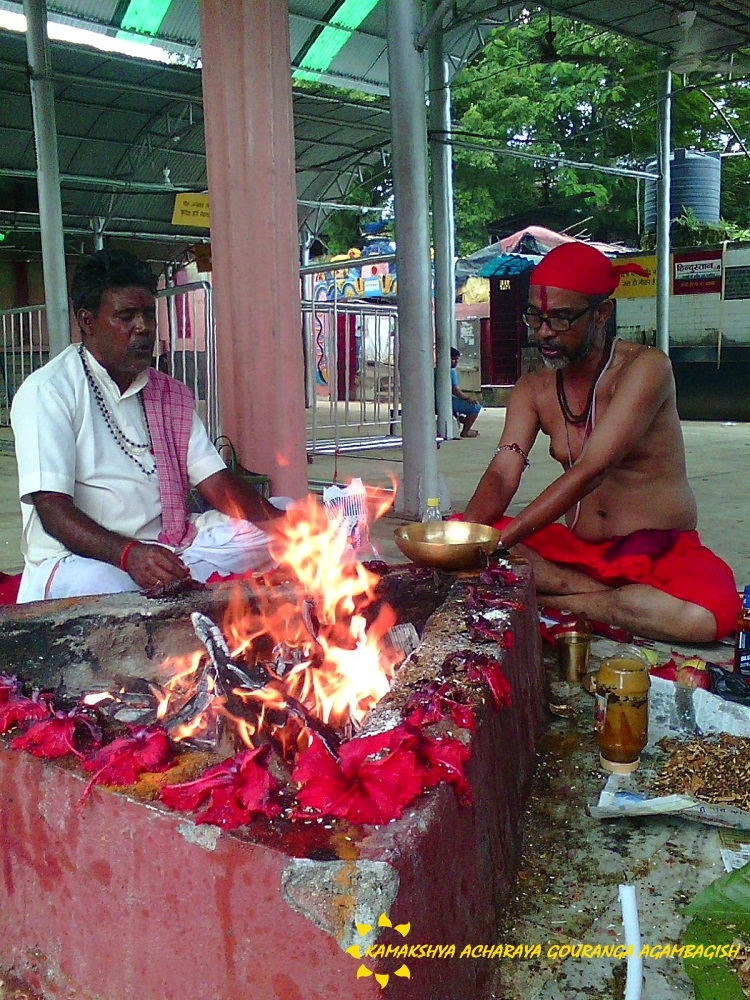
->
xmin=450 ymin=7 xmax=750 ymax=251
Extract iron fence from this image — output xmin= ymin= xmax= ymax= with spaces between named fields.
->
xmin=0 ymin=305 xmax=47 ymax=427
xmin=155 ymin=280 xmax=219 ymax=442
xmin=0 ymin=276 xmax=402 ymax=462
xmin=303 ymin=296 xmax=401 ymax=457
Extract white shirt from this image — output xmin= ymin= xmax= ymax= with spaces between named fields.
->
xmin=11 ymin=344 xmax=225 ymax=572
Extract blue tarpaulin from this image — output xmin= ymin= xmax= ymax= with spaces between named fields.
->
xmin=477 ymin=252 xmax=542 ymax=277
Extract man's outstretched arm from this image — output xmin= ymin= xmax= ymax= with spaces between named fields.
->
xmin=31 ymin=492 xmax=190 ymax=589
xmin=464 ymin=377 xmax=540 ymax=525
xmin=196 ymin=469 xmax=285 ymax=525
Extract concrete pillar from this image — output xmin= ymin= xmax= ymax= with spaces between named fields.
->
xmin=656 ymin=52 xmax=671 ymax=356
xmin=23 ymin=0 xmax=70 ymax=357
xmin=199 ymin=0 xmax=307 ymax=497
xmin=428 ymin=10 xmax=456 ymax=441
xmin=387 ymin=0 xmax=439 ymax=516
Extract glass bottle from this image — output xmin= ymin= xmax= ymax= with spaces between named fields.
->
xmin=593 ymin=646 xmax=651 ymax=774
xmin=421 ymin=497 xmax=442 ymax=524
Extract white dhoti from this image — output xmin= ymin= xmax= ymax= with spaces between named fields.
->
xmin=17 ymin=513 xmax=279 ymax=603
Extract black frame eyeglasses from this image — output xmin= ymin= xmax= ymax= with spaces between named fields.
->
xmin=522 ymin=304 xmax=593 ymax=333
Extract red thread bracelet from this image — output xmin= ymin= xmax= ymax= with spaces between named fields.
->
xmin=120 ymin=540 xmax=137 ymax=572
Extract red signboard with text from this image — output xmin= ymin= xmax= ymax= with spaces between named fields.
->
xmin=673 ymin=250 xmax=722 ymax=295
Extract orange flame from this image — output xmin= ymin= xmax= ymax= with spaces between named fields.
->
xmin=151 ymin=488 xmax=403 ymax=748
xmin=223 ymin=493 xmax=403 ymax=731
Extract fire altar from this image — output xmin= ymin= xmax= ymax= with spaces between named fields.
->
xmin=0 ymin=507 xmax=544 ymax=1000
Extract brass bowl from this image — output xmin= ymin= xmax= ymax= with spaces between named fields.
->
xmin=393 ymin=521 xmax=501 ymax=571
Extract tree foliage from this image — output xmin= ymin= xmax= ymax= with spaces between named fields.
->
xmin=312 ymin=7 xmax=750 ymax=258
xmin=450 ymin=7 xmax=750 ymax=252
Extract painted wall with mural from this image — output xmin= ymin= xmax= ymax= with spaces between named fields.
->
xmin=312 ymin=244 xmax=398 ymax=302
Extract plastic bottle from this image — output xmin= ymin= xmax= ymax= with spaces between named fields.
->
xmin=734 ymin=586 xmax=750 ymax=678
xmin=421 ymin=497 xmax=443 ymax=523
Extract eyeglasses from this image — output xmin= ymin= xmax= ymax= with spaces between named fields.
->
xmin=522 ymin=304 xmax=593 ymax=333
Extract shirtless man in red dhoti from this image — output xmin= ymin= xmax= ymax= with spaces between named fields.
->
xmin=463 ymin=241 xmax=739 ymax=643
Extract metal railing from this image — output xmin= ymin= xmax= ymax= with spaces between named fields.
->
xmin=302 ymin=295 xmax=401 ymax=457
xmin=154 ymin=279 xmax=219 ymax=442
xmin=1 ymin=275 xmax=401 ymax=462
xmin=0 ymin=305 xmax=47 ymax=427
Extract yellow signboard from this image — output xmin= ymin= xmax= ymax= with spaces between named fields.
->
xmin=613 ymin=255 xmax=657 ymax=298
xmin=172 ymin=192 xmax=211 ymax=229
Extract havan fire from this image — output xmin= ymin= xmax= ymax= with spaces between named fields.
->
xmin=154 ymin=494 xmax=407 ymax=754
xmin=0 ymin=493 xmax=517 ymax=829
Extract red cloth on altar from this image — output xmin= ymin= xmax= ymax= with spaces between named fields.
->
xmin=490 ymin=516 xmax=740 ymax=639
xmin=0 ymin=573 xmax=21 ymax=605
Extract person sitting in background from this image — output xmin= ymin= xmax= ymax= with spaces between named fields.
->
xmin=11 ymin=248 xmax=284 ymax=603
xmin=450 ymin=347 xmax=482 ymax=438
xmin=463 ymin=241 xmax=739 ymax=643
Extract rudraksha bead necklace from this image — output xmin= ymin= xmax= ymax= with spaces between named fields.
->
xmin=78 ymin=345 xmax=156 ymax=477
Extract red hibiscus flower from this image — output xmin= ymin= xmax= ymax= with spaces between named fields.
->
xmin=292 ymin=727 xmax=428 ymax=825
xmin=403 ymin=681 xmax=475 ymax=732
xmin=0 ymin=690 xmax=50 ymax=735
xmin=411 ymin=730 xmax=472 ymax=806
xmin=160 ymin=746 xmax=280 ymax=829
xmin=82 ymin=725 xmax=171 ymax=786
xmin=11 ymin=707 xmax=99 ymax=758
xmin=442 ymin=650 xmax=512 ymax=710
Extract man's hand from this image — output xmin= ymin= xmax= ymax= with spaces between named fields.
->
xmin=31 ymin=492 xmax=192 ymax=589
xmin=122 ymin=541 xmax=191 ymax=589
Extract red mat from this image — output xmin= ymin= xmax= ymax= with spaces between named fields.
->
xmin=0 ymin=573 xmax=21 ymax=605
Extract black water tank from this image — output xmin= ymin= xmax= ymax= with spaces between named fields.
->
xmin=644 ymin=148 xmax=721 ymax=232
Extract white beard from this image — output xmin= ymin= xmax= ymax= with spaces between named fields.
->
xmin=537 ymin=318 xmax=598 ymax=370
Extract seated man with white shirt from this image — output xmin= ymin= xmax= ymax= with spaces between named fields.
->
xmin=11 ymin=248 xmax=283 ymax=602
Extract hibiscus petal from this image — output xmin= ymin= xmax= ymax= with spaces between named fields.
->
xmin=0 ymin=695 xmax=49 ymax=735
xmin=449 ymin=702 xmax=476 ymax=732
xmin=0 ymin=675 xmax=17 ymax=704
xmin=11 ymin=716 xmax=80 ymax=758
xmin=292 ymin=735 xmax=352 ymax=815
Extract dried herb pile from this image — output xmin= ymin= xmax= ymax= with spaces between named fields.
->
xmin=652 ymin=734 xmax=750 ymax=812
xmin=729 ymin=940 xmax=750 ymax=998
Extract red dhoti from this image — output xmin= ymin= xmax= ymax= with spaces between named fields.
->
xmin=491 ymin=517 xmax=740 ymax=639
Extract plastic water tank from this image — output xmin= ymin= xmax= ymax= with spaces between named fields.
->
xmin=644 ymin=148 xmax=721 ymax=232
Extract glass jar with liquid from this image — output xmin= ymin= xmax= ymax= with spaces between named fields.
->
xmin=593 ymin=646 xmax=651 ymax=774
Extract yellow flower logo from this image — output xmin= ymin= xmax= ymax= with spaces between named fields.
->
xmin=346 ymin=912 xmax=412 ymax=989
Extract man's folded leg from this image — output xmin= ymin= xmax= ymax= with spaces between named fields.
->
xmin=18 ymin=555 xmax=140 ymax=602
xmin=181 ymin=517 xmax=276 ymax=582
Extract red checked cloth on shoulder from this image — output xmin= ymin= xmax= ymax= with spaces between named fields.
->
xmin=141 ymin=370 xmax=197 ymax=549
xmin=490 ymin=516 xmax=740 ymax=640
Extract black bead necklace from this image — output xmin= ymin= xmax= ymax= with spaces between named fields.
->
xmin=556 ymin=331 xmax=614 ymax=426
xmin=78 ymin=345 xmax=156 ymax=477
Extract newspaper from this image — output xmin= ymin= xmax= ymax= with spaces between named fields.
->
xmin=590 ymin=676 xmax=750 ymax=830
xmin=718 ymin=829 xmax=750 ymax=872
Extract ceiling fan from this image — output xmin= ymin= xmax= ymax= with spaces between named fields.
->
xmin=670 ymin=48 xmax=750 ymax=76
xmin=537 ymin=10 xmax=605 ymax=65
xmin=669 ymin=10 xmax=750 ymax=76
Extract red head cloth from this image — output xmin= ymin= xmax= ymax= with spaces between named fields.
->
xmin=529 ymin=242 xmax=651 ymax=297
